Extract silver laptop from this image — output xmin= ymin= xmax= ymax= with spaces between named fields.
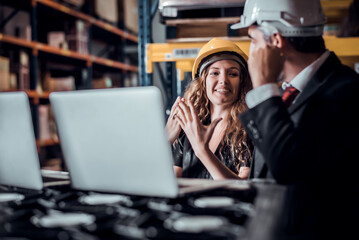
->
xmin=0 ymin=91 xmax=44 ymax=190
xmin=0 ymin=92 xmax=70 ymax=192
xmin=50 ymin=86 xmax=229 ymax=198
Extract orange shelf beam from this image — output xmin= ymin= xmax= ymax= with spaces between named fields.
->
xmin=25 ymin=90 xmax=51 ymax=104
xmin=90 ymin=18 xmax=138 ymax=43
xmin=0 ymin=34 xmax=89 ymax=62
xmin=37 ymin=0 xmax=138 ymax=43
xmin=37 ymin=43 xmax=91 ymax=62
xmin=0 ymin=34 xmax=36 ymax=49
xmin=1 ymin=34 xmax=138 ymax=71
xmin=93 ymin=56 xmax=138 ymax=72
xmin=37 ymin=0 xmax=91 ymax=22
xmin=3 ymin=90 xmax=51 ymax=104
xmin=38 ymin=138 xmax=59 ymax=147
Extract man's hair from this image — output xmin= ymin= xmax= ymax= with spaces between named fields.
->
xmin=285 ymin=36 xmax=326 ymax=53
xmin=258 ymin=26 xmax=326 ymax=53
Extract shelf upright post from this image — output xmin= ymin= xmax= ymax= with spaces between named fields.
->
xmin=166 ymin=61 xmax=176 ymax=115
xmin=119 ymin=37 xmax=126 ymax=87
xmin=85 ymin=60 xmax=92 ymax=89
xmin=83 ymin=1 xmax=92 ymax=90
xmin=164 ymin=24 xmax=178 ymax=115
xmin=138 ymin=0 xmax=152 ymax=86
xmin=86 ymin=21 xmax=92 ymax=89
xmin=30 ymin=0 xmax=38 ymax=89
xmin=30 ymin=0 xmax=39 ymax=139
xmin=117 ymin=18 xmax=126 ymax=86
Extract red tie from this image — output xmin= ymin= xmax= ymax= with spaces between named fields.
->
xmin=282 ymin=86 xmax=300 ymax=108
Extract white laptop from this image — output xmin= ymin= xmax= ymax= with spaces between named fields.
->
xmin=50 ymin=86 xmax=230 ymax=198
xmin=0 ymin=91 xmax=69 ymax=193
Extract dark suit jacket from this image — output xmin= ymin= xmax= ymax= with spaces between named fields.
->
xmin=240 ymin=52 xmax=359 ymax=239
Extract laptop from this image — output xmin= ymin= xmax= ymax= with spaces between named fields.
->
xmin=50 ymin=86 xmax=231 ymax=198
xmin=0 ymin=91 xmax=69 ymax=194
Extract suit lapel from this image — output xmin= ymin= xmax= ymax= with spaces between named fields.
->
xmin=288 ymin=52 xmax=340 ymax=114
xmin=287 ymin=76 xmax=322 ymax=113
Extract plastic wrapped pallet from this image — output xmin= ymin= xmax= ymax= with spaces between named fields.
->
xmin=67 ymin=20 xmax=88 ymax=54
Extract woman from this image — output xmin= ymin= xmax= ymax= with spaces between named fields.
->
xmin=165 ymin=38 xmax=253 ymax=180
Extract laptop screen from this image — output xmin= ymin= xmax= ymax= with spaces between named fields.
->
xmin=50 ymin=87 xmax=179 ymax=197
xmin=0 ymin=92 xmax=43 ymax=190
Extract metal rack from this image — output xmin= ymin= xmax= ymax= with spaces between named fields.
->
xmin=0 ymin=0 xmax=138 ymax=146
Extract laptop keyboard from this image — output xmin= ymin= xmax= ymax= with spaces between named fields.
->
xmin=0 ymin=185 xmax=43 ymax=200
xmin=0 ymin=184 xmax=257 ymax=240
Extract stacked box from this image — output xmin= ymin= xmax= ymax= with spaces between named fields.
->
xmin=94 ymin=0 xmax=118 ymax=23
xmin=18 ymin=51 xmax=30 ymax=90
xmin=67 ymin=20 xmax=88 ymax=55
xmin=43 ymin=72 xmax=75 ymax=92
xmin=124 ymin=0 xmax=138 ymax=33
xmin=48 ymin=31 xmax=67 ymax=49
xmin=38 ymin=105 xmax=52 ymax=141
xmin=0 ymin=56 xmax=10 ymax=90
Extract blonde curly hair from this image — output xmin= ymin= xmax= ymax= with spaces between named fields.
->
xmin=183 ymin=54 xmax=252 ymax=171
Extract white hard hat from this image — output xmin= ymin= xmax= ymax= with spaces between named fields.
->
xmin=231 ymin=0 xmax=327 ymax=37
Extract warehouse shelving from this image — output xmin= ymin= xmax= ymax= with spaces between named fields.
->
xmin=0 ymin=33 xmax=138 ymax=71
xmin=0 ymin=0 xmax=139 ymax=169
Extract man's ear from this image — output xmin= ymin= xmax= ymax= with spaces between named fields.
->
xmin=271 ymin=33 xmax=284 ymax=48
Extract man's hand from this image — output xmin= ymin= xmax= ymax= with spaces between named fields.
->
xmin=248 ymin=45 xmax=284 ymax=88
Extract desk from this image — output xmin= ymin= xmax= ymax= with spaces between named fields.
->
xmin=245 ymin=182 xmax=286 ymax=240
xmin=0 ymin=181 xmax=285 ymax=240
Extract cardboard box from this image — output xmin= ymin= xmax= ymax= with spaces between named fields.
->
xmin=94 ymin=0 xmax=118 ymax=23
xmin=39 ymin=105 xmax=52 ymax=141
xmin=48 ymin=76 xmax=75 ymax=91
xmin=16 ymin=25 xmax=32 ymax=41
xmin=43 ymin=72 xmax=75 ymax=91
xmin=18 ymin=51 xmax=30 ymax=90
xmin=9 ymin=73 xmax=17 ymax=89
xmin=123 ymin=0 xmax=138 ymax=33
xmin=48 ymin=31 xmax=67 ymax=49
xmin=0 ymin=56 xmax=10 ymax=91
xmin=92 ymin=76 xmax=112 ymax=89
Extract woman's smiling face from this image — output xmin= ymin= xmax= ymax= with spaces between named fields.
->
xmin=205 ymin=59 xmax=241 ymax=108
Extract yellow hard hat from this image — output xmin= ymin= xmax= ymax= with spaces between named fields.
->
xmin=192 ymin=38 xmax=248 ymax=79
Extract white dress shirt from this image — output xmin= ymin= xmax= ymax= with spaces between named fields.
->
xmin=246 ymin=50 xmax=330 ymax=108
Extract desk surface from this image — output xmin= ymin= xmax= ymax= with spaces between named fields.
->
xmin=0 ymin=180 xmax=284 ymax=240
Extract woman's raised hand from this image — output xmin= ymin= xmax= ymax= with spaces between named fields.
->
xmin=165 ymin=96 xmax=183 ymax=145
xmin=175 ymin=100 xmax=222 ymax=157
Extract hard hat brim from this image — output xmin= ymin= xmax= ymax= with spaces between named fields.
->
xmin=230 ymin=21 xmax=250 ymax=30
